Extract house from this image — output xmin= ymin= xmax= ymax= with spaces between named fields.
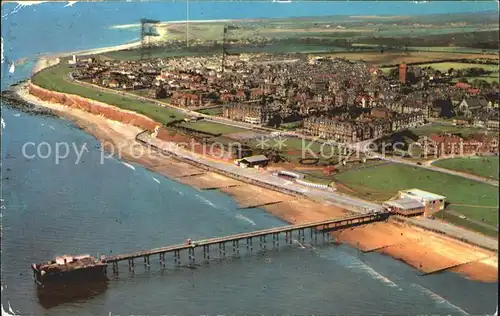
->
xmin=236 ymin=155 xmax=269 ymax=168
xmin=383 ymin=197 xmax=426 ymax=217
xmin=398 ymin=188 xmax=446 ymax=214
xmin=458 ymin=97 xmax=488 ymax=118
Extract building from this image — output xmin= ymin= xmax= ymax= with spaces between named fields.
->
xmin=398 ymin=188 xmax=446 ymax=214
xmin=383 ymin=197 xmax=426 ymax=216
xmin=419 ymin=133 xmax=488 ymax=157
xmin=223 ymin=102 xmax=276 ymax=125
xmin=303 ymin=116 xmax=393 ymax=143
xmin=459 ymin=97 xmax=488 ymax=118
xmin=399 ymin=63 xmax=407 ymax=84
xmin=236 ymin=155 xmax=269 ymax=168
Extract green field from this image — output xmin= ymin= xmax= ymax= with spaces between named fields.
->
xmin=177 ymin=121 xmax=248 ymax=135
xmin=417 ymin=62 xmax=499 ymax=72
xmin=31 ymin=63 xmax=184 ymax=124
xmin=433 ymin=156 xmax=499 ymax=180
xmin=410 ymin=123 xmax=484 ymax=137
xmin=197 ymin=107 xmax=223 ymax=116
xmin=435 ymin=210 xmax=498 ymax=238
xmin=334 ymin=163 xmax=498 ymax=230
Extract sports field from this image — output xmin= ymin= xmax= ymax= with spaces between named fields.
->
xmin=333 ymin=163 xmax=498 ymax=232
xmin=433 ymin=156 xmax=499 ymax=180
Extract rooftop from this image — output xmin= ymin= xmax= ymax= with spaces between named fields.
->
xmin=384 ymin=197 xmax=425 ymax=210
xmin=240 ymin=155 xmax=269 ymax=163
xmin=400 ymin=188 xmax=446 ymax=201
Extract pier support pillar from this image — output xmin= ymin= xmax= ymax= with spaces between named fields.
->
xmin=188 ymin=247 xmax=195 ymax=266
xmin=174 ymin=250 xmax=180 ymax=267
xmin=203 ymin=245 xmax=210 ymax=262
xmin=159 ymin=253 xmax=165 ymax=268
xmin=128 ymin=258 xmax=135 ymax=272
xmin=247 ymin=238 xmax=253 ymax=253
xmin=144 ymin=255 xmax=150 ymax=269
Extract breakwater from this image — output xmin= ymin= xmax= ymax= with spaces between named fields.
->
xmin=2 ymin=87 xmax=55 ymax=116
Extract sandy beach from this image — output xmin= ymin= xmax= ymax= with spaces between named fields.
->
xmin=15 ymin=83 xmax=498 ymax=283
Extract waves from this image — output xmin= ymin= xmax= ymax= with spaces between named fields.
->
xmin=109 ymin=19 xmax=233 ymax=30
xmin=1 ymin=285 xmax=20 ymax=316
xmin=235 ymin=213 xmax=256 ymax=226
xmin=316 ymin=249 xmax=402 ymax=290
xmin=411 ymin=283 xmax=469 ymax=315
xmin=195 ymin=194 xmax=217 ymax=209
xmin=122 ymin=162 xmax=135 ymax=170
xmin=195 ymin=194 xmax=257 ymax=226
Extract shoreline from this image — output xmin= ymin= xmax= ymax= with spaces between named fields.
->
xmin=12 ymin=82 xmax=498 ymax=283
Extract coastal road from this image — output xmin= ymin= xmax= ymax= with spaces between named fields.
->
xmin=143 ymin=135 xmax=384 ymax=214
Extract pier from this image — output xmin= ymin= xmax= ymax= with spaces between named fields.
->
xmin=104 ymin=212 xmax=390 ymax=275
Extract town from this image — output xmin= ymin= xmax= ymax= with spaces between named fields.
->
xmin=71 ymin=53 xmax=499 ymax=145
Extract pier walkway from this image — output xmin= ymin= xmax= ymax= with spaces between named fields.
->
xmin=105 ymin=212 xmax=390 ymax=274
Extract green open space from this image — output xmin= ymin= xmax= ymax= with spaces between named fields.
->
xmin=177 ymin=120 xmax=248 ymax=135
xmin=333 ymin=163 xmax=498 ymax=230
xmin=416 ymin=62 xmax=499 ymax=72
xmin=31 ymin=63 xmax=185 ymax=124
xmin=435 ymin=210 xmax=498 ymax=238
xmin=433 ymin=156 xmax=499 ymax=180
xmin=196 ymin=107 xmax=223 ymax=116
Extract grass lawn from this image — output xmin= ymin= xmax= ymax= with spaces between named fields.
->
xmin=31 ymin=64 xmax=184 ymax=124
xmin=333 ymin=163 xmax=498 ymax=228
xmin=417 ymin=62 xmax=499 ymax=72
xmin=197 ymin=107 xmax=223 ymax=116
xmin=178 ymin=121 xmax=248 ymax=135
xmin=410 ymin=123 xmax=484 ymax=137
xmin=433 ymin=156 xmax=499 ymax=180
xmin=435 ymin=210 xmax=498 ymax=238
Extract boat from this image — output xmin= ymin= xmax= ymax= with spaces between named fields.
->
xmin=32 ymin=254 xmax=107 ymax=285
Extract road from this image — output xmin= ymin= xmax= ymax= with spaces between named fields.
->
xmin=142 ymin=134 xmax=385 ymax=214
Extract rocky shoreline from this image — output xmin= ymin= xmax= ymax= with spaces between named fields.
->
xmin=1 ymin=84 xmax=56 ymax=117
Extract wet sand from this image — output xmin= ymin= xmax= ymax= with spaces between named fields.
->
xmin=16 ymin=84 xmax=498 ymax=283
xmin=334 ymin=220 xmax=498 ymax=282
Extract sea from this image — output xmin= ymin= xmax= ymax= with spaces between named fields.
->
xmin=1 ymin=1 xmax=498 ymax=315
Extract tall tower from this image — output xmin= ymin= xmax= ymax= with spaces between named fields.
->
xmin=140 ymin=18 xmax=160 ymax=60
xmin=399 ymin=63 xmax=407 ymax=84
